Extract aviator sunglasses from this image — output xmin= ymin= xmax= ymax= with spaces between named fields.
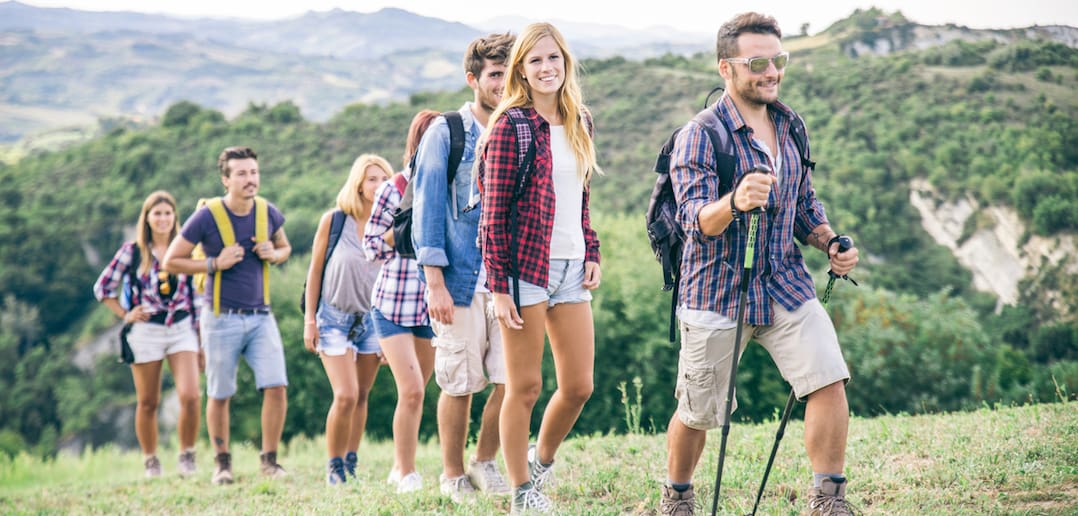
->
xmin=724 ymin=52 xmax=790 ymax=73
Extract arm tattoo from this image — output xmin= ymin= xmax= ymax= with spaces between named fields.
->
xmin=807 ymin=228 xmax=834 ymax=253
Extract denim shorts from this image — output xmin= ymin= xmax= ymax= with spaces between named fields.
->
xmin=200 ymin=310 xmax=288 ymax=400
xmin=509 ymin=259 xmax=593 ymax=308
xmin=316 ymin=300 xmax=381 ymax=356
xmin=370 ymin=307 xmax=435 ymax=340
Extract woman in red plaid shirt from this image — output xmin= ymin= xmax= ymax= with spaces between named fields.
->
xmin=478 ymin=22 xmax=602 ymax=513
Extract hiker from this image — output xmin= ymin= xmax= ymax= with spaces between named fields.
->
xmin=477 ymin=22 xmax=602 ymax=514
xmin=362 ymin=118 xmax=439 ymax=493
xmin=163 ymin=146 xmax=292 ymax=485
xmin=412 ymin=33 xmax=517 ymax=502
xmin=303 ymin=154 xmax=391 ymax=485
xmin=659 ymin=13 xmax=859 ymax=516
xmin=93 ymin=190 xmax=201 ymax=479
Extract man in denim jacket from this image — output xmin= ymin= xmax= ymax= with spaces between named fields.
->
xmin=412 ymin=32 xmax=516 ymax=502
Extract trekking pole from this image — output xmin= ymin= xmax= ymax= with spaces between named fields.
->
xmin=746 ymin=236 xmax=855 ymax=516
xmin=711 ymin=164 xmax=770 ymax=516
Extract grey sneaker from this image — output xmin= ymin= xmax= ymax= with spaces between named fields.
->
xmin=440 ymin=474 xmax=477 ymax=503
xmin=144 ymin=455 xmax=162 ymax=478
xmin=212 ymin=452 xmax=233 ymax=485
xmin=467 ymin=458 xmax=511 ymax=495
xmin=177 ymin=450 xmax=197 ymax=477
xmin=260 ymin=451 xmax=287 ymax=479
xmin=660 ymin=483 xmax=695 ymax=515
xmin=326 ymin=457 xmax=347 ymax=486
xmin=511 ymin=482 xmax=553 ymax=515
xmin=527 ymin=444 xmax=555 ymax=491
xmin=808 ymin=477 xmax=859 ymax=516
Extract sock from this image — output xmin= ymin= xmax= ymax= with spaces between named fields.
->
xmin=666 ymin=480 xmax=692 ymax=492
xmin=814 ymin=472 xmax=846 ymax=487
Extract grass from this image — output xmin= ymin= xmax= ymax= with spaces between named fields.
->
xmin=0 ymin=402 xmax=1074 ymax=514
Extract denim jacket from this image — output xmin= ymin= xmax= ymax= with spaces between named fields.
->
xmin=413 ymin=102 xmax=485 ymax=307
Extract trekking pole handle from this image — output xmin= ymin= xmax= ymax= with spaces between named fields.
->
xmin=745 ymin=164 xmax=772 ymax=215
xmin=826 ymin=235 xmax=857 ymax=284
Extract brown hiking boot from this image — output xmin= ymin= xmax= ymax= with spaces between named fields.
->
xmin=808 ymin=477 xmax=859 ymax=515
xmin=260 ymin=451 xmax=287 ymax=478
xmin=660 ymin=483 xmax=695 ymax=515
xmin=212 ymin=452 xmax=233 ymax=485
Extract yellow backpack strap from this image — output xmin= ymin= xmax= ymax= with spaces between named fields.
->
xmin=206 ymin=198 xmax=235 ymax=316
xmin=254 ymin=196 xmax=270 ymax=306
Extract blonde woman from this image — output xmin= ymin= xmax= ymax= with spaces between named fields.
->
xmin=93 ymin=191 xmax=201 ymax=478
xmin=304 ymin=154 xmax=390 ymax=485
xmin=478 ymin=22 xmax=602 ymax=514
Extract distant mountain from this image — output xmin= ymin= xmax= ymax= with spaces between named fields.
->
xmin=476 ymin=15 xmax=710 ymax=58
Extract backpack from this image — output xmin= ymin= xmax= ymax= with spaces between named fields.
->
xmin=194 ymin=196 xmax=271 ymax=316
xmin=646 ymin=87 xmax=815 ymax=342
xmin=391 ymin=111 xmax=465 ymax=259
xmin=299 ymin=209 xmax=347 ymax=314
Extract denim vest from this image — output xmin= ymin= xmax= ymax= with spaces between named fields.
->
xmin=412 ymin=103 xmax=485 ymax=306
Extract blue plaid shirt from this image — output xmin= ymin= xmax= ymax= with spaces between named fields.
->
xmin=671 ymin=94 xmax=829 ymax=326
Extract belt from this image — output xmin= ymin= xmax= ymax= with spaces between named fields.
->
xmin=148 ymin=310 xmax=189 ymax=325
xmin=219 ymin=307 xmax=271 ymax=315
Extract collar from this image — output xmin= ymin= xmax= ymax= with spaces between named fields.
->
xmin=716 ymin=93 xmax=795 ymax=133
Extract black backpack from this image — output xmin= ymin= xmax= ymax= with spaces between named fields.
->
xmin=392 ymin=111 xmax=465 ymax=259
xmin=299 ymin=209 xmax=347 ymax=314
xmin=646 ymin=88 xmax=815 ymax=342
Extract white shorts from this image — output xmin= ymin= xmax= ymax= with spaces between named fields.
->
xmin=127 ymin=321 xmax=200 ymax=364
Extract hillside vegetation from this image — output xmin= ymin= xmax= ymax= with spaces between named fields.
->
xmin=1 ymin=402 xmax=1074 ymax=514
xmin=0 ymin=10 xmax=1076 ymax=457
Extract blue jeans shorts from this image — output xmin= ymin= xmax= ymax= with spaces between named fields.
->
xmin=200 ymin=310 xmax=288 ymax=400
xmin=370 ymin=307 xmax=435 ymax=340
xmin=316 ymin=300 xmax=381 ymax=356
xmin=510 ymin=259 xmax=593 ymax=308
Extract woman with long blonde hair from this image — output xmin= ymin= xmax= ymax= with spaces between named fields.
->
xmin=304 ymin=154 xmax=391 ymax=485
xmin=93 ymin=190 xmax=201 ymax=479
xmin=478 ymin=22 xmax=603 ymax=513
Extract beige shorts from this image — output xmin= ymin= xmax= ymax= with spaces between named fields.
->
xmin=431 ymin=292 xmax=506 ymax=396
xmin=128 ymin=320 xmax=200 ymax=364
xmin=675 ymin=298 xmax=850 ymax=430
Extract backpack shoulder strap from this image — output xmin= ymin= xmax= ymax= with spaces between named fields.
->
xmin=444 ymin=111 xmax=465 ymax=185
xmin=254 ymin=196 xmax=270 ymax=306
xmin=691 ymin=108 xmax=736 ymax=194
xmin=206 ymin=198 xmax=236 ymax=246
xmin=504 ymin=107 xmax=538 ymax=201
xmin=324 ymin=209 xmax=347 ymax=266
xmin=127 ymin=243 xmax=142 ymax=307
xmin=787 ymin=113 xmax=815 ymax=170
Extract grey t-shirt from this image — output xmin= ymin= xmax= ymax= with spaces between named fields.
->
xmin=321 ymin=215 xmax=382 ymax=314
xmin=180 ymin=200 xmax=285 ymax=310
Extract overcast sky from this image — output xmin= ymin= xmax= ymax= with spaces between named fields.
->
xmin=19 ymin=0 xmax=1077 ymax=36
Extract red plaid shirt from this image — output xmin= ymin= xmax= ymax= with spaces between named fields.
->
xmin=479 ymin=107 xmax=600 ymax=294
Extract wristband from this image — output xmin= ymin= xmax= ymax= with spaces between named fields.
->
xmin=206 ymin=257 xmax=216 ymax=274
xmin=729 ymin=192 xmax=740 ymax=222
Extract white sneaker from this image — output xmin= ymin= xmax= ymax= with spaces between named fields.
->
xmin=440 ymin=474 xmax=476 ymax=503
xmin=386 ymin=467 xmax=401 ymax=486
xmin=397 ymin=471 xmax=423 ymax=493
xmin=467 ymin=458 xmax=511 ymax=495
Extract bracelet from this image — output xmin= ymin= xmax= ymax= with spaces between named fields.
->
xmin=206 ymin=257 xmax=216 ymax=274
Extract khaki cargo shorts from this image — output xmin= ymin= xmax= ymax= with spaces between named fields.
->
xmin=431 ymin=292 xmax=506 ymax=396
xmin=675 ymin=299 xmax=850 ymax=430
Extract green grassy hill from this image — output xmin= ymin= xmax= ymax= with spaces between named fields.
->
xmin=1 ymin=402 xmax=1074 ymax=514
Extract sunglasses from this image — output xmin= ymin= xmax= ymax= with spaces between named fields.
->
xmin=724 ymin=52 xmax=790 ymax=73
xmin=158 ymin=270 xmax=172 ymax=296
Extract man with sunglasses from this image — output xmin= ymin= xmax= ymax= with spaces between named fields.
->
xmin=659 ymin=12 xmax=859 ymax=516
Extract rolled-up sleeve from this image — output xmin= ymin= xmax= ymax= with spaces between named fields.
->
xmin=413 ymin=119 xmax=451 ymax=268
xmin=94 ymin=242 xmax=135 ymax=301
xmin=478 ymin=114 xmax=519 ymax=294
xmin=363 ymin=181 xmax=399 ymax=261
xmin=670 ymin=123 xmax=720 ymax=241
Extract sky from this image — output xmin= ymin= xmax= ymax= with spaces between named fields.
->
xmin=19 ymin=0 xmax=1078 ymax=36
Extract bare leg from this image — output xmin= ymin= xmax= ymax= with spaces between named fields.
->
xmin=534 ymin=302 xmax=595 ymax=464
xmin=498 ymin=303 xmax=548 ymax=488
xmin=439 ymin=392 xmax=473 ymax=478
xmin=380 ymin=333 xmax=428 ymax=475
xmin=804 ymin=381 xmax=849 ymax=474
xmin=474 ymin=384 xmax=505 ymax=462
xmin=321 ymin=350 xmax=358 ymax=458
xmin=166 ymin=351 xmax=201 ymax=450
xmin=666 ymin=414 xmax=707 ymax=484
xmin=207 ymin=397 xmax=230 ymax=453
xmin=131 ymin=360 xmax=164 ymax=456
xmin=346 ymin=354 xmax=382 ymax=453
xmin=261 ymin=386 xmax=287 ymax=453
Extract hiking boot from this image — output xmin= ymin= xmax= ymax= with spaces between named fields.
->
xmin=511 ymin=482 xmax=553 ymax=515
xmin=260 ymin=451 xmax=287 ymax=479
xmin=344 ymin=451 xmax=357 ymax=479
xmin=440 ymin=473 xmax=476 ymax=503
xmin=527 ymin=444 xmax=555 ymax=491
xmin=397 ymin=471 xmax=423 ymax=493
xmin=177 ymin=449 xmax=197 ymax=477
xmin=660 ymin=483 xmax=695 ymax=515
xmin=467 ymin=457 xmax=511 ymax=495
xmin=326 ymin=457 xmax=347 ymax=486
xmin=212 ymin=452 xmax=233 ymax=485
xmin=144 ymin=455 xmax=162 ymax=478
xmin=808 ymin=477 xmax=859 ymax=516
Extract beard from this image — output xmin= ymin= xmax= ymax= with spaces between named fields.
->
xmin=730 ymin=68 xmax=780 ymax=106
